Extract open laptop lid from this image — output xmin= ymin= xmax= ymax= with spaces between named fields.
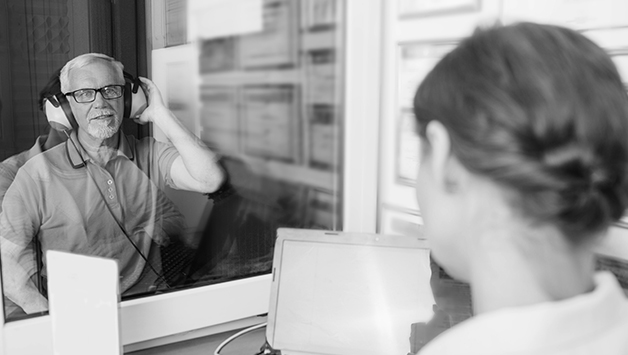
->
xmin=267 ymin=228 xmax=435 ymax=355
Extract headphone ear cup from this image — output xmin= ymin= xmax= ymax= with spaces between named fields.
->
xmin=123 ymin=73 xmax=147 ymax=118
xmin=124 ymin=81 xmax=132 ymax=118
xmin=45 ymin=95 xmax=76 ymax=131
xmin=129 ymin=79 xmax=148 ymax=118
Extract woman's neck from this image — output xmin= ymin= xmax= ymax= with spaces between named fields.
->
xmin=468 ymin=223 xmax=597 ymax=315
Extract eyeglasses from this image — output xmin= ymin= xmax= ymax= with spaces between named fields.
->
xmin=64 ymin=85 xmax=124 ymax=103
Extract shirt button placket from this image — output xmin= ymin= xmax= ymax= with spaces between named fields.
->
xmin=107 ymin=179 xmax=115 ymax=200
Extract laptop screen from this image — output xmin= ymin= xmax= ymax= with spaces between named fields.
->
xmin=267 ymin=229 xmax=437 ymax=355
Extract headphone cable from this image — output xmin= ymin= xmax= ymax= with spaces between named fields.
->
xmin=63 ymin=130 xmax=171 ymax=289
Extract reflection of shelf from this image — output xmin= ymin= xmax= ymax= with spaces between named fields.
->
xmin=302 ymin=31 xmax=337 ymax=51
xmin=306 ymin=50 xmax=337 ymax=104
xmin=199 ymin=86 xmax=239 ymax=154
xmin=305 ymin=188 xmax=337 ymax=228
xmin=201 ymin=69 xmax=302 ymax=86
xmin=301 ymin=0 xmax=337 ymax=30
xmin=232 ymin=154 xmax=336 ymax=191
xmin=239 ymin=0 xmax=297 ymax=68
xmin=241 ymin=86 xmax=300 ymax=162
xmin=199 ymin=38 xmax=237 ymax=73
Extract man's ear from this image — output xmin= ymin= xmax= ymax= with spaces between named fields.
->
xmin=425 ymin=120 xmax=466 ymax=194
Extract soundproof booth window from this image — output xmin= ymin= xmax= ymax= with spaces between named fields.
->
xmin=0 ymin=0 xmax=344 ymax=323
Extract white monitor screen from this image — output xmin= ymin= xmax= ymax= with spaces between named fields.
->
xmin=270 ymin=239 xmax=434 ymax=355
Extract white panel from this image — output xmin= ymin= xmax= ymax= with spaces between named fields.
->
xmin=380 ymin=206 xmax=424 ymax=238
xmin=343 ymin=0 xmax=383 ymax=233
xmin=611 ymin=55 xmax=628 ymax=84
xmin=598 ymin=226 xmax=628 ymax=262
xmin=396 ymin=0 xmax=501 ymax=43
xmin=583 ymin=28 xmax=628 ymax=52
xmin=47 ymin=251 xmax=121 ymax=355
xmin=501 ymin=0 xmax=628 ymax=30
xmin=151 ymin=44 xmax=201 ymax=141
xmin=187 ymin=0 xmax=263 ymax=41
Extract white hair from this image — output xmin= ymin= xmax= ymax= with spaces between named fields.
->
xmin=59 ymin=53 xmax=125 ymax=93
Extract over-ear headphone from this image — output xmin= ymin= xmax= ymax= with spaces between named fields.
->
xmin=44 ymin=71 xmax=148 ymax=132
xmin=123 ymin=72 xmax=148 ymax=119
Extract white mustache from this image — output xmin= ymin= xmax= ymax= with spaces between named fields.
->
xmin=88 ymin=110 xmax=116 ymax=120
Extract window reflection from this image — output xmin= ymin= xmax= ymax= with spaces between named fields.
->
xmin=0 ymin=0 xmax=344 ymax=323
xmin=145 ymin=0 xmax=344 ymax=301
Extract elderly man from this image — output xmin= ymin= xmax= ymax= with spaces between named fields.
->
xmin=0 ymin=53 xmax=225 ymax=314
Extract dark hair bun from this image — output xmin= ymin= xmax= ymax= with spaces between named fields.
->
xmin=533 ymin=144 xmax=628 ymax=242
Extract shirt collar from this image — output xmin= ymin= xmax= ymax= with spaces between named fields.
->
xmin=65 ymin=130 xmax=134 ymax=169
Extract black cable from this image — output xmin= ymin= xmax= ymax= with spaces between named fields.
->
xmin=63 ymin=130 xmax=171 ymax=288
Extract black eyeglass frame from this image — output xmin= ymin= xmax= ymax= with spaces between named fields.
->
xmin=64 ymin=85 xmax=125 ymax=104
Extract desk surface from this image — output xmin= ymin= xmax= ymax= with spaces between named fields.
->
xmin=127 ymin=327 xmax=267 ymax=355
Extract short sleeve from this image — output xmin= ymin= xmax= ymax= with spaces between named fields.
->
xmin=133 ymin=136 xmax=180 ymax=189
xmin=156 ymin=142 xmax=179 ymax=189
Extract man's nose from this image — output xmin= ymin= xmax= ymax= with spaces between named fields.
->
xmin=92 ymin=90 xmax=108 ymax=106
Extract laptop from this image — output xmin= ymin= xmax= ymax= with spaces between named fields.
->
xmin=266 ymin=228 xmax=436 ymax=355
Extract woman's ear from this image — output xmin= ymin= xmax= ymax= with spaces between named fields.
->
xmin=425 ymin=120 xmax=465 ymax=194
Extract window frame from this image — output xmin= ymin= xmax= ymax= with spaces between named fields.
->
xmin=0 ymin=0 xmax=382 ymax=353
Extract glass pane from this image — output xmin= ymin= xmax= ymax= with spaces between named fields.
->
xmin=0 ymin=0 xmax=77 ymax=321
xmin=0 ymin=0 xmax=345 ymax=323
xmin=146 ymin=0 xmax=344 ymax=294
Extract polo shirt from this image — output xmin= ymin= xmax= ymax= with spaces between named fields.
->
xmin=0 ymin=131 xmax=185 ymax=313
xmin=419 ymin=271 xmax=628 ymax=355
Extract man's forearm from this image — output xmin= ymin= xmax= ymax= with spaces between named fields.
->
xmin=152 ymin=108 xmax=225 ymax=193
xmin=3 ymin=259 xmax=47 ymax=313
